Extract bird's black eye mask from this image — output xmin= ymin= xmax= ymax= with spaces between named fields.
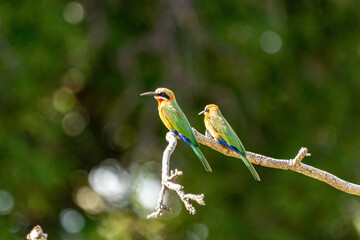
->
xmin=158 ymin=92 xmax=170 ymax=99
xmin=205 ymin=108 xmax=209 ymax=113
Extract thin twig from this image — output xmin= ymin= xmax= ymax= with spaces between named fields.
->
xmin=147 ymin=132 xmax=205 ymax=219
xmin=193 ymin=128 xmax=360 ymax=196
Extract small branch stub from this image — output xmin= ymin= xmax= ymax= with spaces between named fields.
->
xmin=290 ymin=147 xmax=311 ymax=168
xmin=27 ymin=225 xmax=48 ymax=240
xmin=147 ymin=132 xmax=205 ymax=219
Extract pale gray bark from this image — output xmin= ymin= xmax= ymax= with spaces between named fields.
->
xmin=148 ymin=129 xmax=360 ymax=219
xmin=27 ymin=225 xmax=48 ymax=240
xmin=193 ymin=128 xmax=360 ymax=196
xmin=147 ymin=132 xmax=205 ymax=219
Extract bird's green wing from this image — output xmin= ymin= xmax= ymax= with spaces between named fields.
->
xmin=162 ymin=103 xmax=212 ymax=172
xmin=161 ymin=103 xmax=199 ymax=146
xmin=209 ymin=114 xmax=260 ymax=181
xmin=208 ymin=115 xmax=245 ymax=153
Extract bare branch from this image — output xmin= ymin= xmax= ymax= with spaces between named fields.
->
xmin=27 ymin=225 xmax=48 ymax=240
xmin=193 ymin=129 xmax=360 ymax=196
xmin=149 ymin=127 xmax=359 ymax=219
xmin=147 ymin=132 xmax=205 ymax=219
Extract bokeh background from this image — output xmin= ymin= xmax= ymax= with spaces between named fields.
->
xmin=1 ymin=0 xmax=360 ymax=239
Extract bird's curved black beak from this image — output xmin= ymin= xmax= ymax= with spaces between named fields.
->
xmin=198 ymin=110 xmax=206 ymax=115
xmin=140 ymin=91 xmax=157 ymax=97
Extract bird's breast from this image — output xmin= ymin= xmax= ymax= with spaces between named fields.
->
xmin=158 ymin=105 xmax=173 ymax=131
xmin=205 ymin=117 xmax=222 ymax=140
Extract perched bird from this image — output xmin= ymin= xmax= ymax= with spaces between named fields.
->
xmin=140 ymin=88 xmax=212 ymax=172
xmin=199 ymin=104 xmax=260 ymax=181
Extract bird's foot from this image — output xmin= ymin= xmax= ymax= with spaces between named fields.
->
xmin=205 ymin=129 xmax=214 ymax=139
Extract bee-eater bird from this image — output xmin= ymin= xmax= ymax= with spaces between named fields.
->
xmin=140 ymin=88 xmax=212 ymax=172
xmin=199 ymin=104 xmax=260 ymax=181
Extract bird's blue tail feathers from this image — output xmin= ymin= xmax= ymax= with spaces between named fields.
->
xmin=173 ymin=130 xmax=212 ymax=172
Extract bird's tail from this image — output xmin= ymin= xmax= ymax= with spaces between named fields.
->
xmin=190 ymin=145 xmax=212 ymax=172
xmin=238 ymin=151 xmax=261 ymax=181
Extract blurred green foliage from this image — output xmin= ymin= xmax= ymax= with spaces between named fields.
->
xmin=1 ymin=0 xmax=360 ymax=239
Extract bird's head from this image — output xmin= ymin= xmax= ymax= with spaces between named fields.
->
xmin=198 ymin=104 xmax=220 ymax=115
xmin=140 ymin=87 xmax=175 ymax=104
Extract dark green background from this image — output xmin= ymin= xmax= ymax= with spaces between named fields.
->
xmin=1 ymin=0 xmax=360 ymax=239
